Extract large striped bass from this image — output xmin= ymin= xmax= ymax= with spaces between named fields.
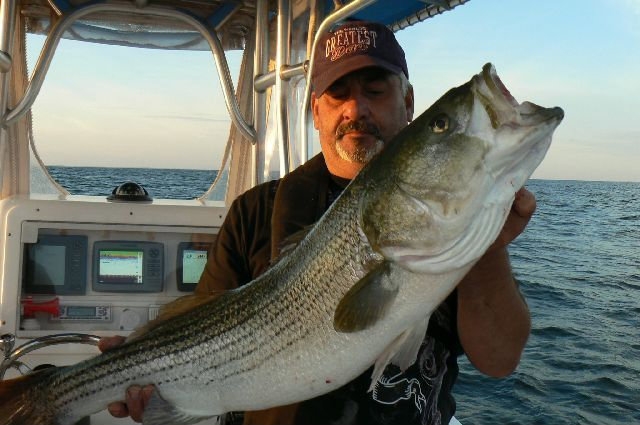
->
xmin=0 ymin=63 xmax=563 ymax=425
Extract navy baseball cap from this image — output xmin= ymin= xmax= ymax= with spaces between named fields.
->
xmin=311 ymin=21 xmax=409 ymax=96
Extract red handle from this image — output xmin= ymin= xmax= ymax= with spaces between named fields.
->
xmin=21 ymin=297 xmax=60 ymax=318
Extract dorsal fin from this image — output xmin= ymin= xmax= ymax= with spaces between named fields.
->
xmin=127 ymin=291 xmax=224 ymax=342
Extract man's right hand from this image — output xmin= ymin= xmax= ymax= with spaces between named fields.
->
xmin=98 ymin=336 xmax=155 ymax=423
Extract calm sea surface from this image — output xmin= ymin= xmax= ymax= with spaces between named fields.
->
xmin=48 ymin=166 xmax=219 ymax=200
xmin=48 ymin=167 xmax=640 ymax=424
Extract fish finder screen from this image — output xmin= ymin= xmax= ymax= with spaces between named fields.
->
xmin=32 ymin=245 xmax=66 ymax=286
xmin=23 ymin=234 xmax=88 ymax=295
xmin=182 ymin=249 xmax=208 ymax=284
xmin=97 ymin=250 xmax=144 ymax=284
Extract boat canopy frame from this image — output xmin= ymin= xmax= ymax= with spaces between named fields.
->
xmin=0 ymin=0 xmax=469 ymax=203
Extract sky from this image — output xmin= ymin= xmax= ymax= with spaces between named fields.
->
xmin=28 ymin=0 xmax=640 ymax=182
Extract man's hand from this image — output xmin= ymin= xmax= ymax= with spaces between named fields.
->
xmin=98 ymin=336 xmax=155 ymax=423
xmin=456 ymin=187 xmax=535 ymax=376
xmin=492 ymin=187 xmax=536 ymax=250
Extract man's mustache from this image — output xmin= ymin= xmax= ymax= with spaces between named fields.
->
xmin=335 ymin=120 xmax=382 ymax=140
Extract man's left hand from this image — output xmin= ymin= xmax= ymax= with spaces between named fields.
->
xmin=492 ymin=187 xmax=536 ymax=250
xmin=456 ymin=187 xmax=535 ymax=376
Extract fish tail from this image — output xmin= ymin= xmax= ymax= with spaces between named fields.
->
xmin=0 ymin=368 xmax=58 ymax=425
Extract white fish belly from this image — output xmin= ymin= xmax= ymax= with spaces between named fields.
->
xmin=208 ymin=267 xmax=465 ymax=413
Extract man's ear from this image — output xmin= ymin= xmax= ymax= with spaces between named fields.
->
xmin=405 ymin=84 xmax=415 ymax=123
xmin=311 ymin=92 xmax=320 ymax=130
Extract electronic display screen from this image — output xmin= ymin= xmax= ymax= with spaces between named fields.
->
xmin=66 ymin=306 xmax=96 ymax=317
xmin=92 ymin=241 xmax=163 ymax=292
xmin=182 ymin=249 xmax=208 ymax=284
xmin=32 ymin=245 xmax=66 ymax=286
xmin=22 ymin=234 xmax=88 ymax=295
xmin=97 ymin=250 xmax=144 ymax=284
xmin=176 ymin=241 xmax=212 ymax=291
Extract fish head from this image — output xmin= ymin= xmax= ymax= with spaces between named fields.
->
xmin=359 ymin=63 xmax=564 ymax=274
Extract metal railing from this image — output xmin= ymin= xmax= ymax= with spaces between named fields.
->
xmin=0 ymin=332 xmax=100 ymax=380
xmin=0 ymin=2 xmax=256 ymax=144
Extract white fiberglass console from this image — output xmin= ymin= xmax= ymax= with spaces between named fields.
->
xmin=0 ymin=195 xmax=225 ymax=380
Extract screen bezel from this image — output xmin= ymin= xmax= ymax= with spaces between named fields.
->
xmin=22 ymin=234 xmax=88 ymax=295
xmin=176 ymin=241 xmax=212 ymax=292
xmin=92 ymin=241 xmax=164 ymax=293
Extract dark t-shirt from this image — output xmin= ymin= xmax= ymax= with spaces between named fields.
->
xmin=197 ymin=155 xmax=463 ymax=425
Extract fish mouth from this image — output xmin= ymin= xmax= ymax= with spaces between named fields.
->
xmin=481 ymin=63 xmax=519 ymax=111
xmin=478 ymin=63 xmax=564 ymax=130
xmin=474 ymin=63 xmax=564 ymax=181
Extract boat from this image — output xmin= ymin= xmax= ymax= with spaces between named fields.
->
xmin=0 ymin=0 xmax=470 ymax=423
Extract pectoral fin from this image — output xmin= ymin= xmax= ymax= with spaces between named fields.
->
xmin=369 ymin=315 xmax=430 ymax=392
xmin=334 ymin=262 xmax=398 ymax=332
xmin=143 ymin=390 xmax=215 ymax=425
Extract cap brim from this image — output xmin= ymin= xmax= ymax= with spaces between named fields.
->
xmin=312 ymin=56 xmax=404 ymax=96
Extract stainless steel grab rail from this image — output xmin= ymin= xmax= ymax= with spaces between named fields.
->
xmin=0 ymin=332 xmax=100 ymax=379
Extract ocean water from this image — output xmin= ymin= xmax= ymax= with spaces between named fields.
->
xmin=455 ymin=179 xmax=640 ymax=425
xmin=48 ymin=166 xmax=220 ymax=200
xmin=47 ymin=168 xmax=640 ymax=424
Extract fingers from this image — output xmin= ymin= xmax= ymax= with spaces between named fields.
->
xmin=107 ymin=401 xmax=130 ymax=419
xmin=125 ymin=385 xmax=155 ymax=422
xmin=512 ymin=187 xmax=536 ymax=219
xmin=106 ymin=385 xmax=155 ymax=423
xmin=99 ymin=336 xmax=153 ymax=423
xmin=97 ymin=335 xmax=127 ymax=352
xmin=502 ymin=187 xmax=536 ymax=245
xmin=489 ymin=187 xmax=537 ymax=251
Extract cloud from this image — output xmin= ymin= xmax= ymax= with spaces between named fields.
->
xmin=141 ymin=115 xmax=230 ymax=123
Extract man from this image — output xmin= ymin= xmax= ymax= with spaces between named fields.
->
xmin=102 ymin=20 xmax=532 ymax=424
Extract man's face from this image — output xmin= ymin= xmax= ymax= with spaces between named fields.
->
xmin=312 ymin=67 xmax=414 ymax=179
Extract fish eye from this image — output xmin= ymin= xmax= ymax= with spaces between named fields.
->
xmin=429 ymin=114 xmax=449 ymax=133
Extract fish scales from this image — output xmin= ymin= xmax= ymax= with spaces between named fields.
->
xmin=48 ymin=195 xmax=372 ymax=420
xmin=0 ymin=63 xmax=563 ymax=425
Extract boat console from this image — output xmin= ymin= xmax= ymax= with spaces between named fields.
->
xmin=0 ymin=195 xmax=223 ymax=371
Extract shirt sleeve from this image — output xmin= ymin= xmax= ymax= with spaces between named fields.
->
xmin=195 ymin=181 xmax=277 ymax=295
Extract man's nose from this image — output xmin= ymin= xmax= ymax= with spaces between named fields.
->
xmin=342 ymin=91 xmax=371 ymax=121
